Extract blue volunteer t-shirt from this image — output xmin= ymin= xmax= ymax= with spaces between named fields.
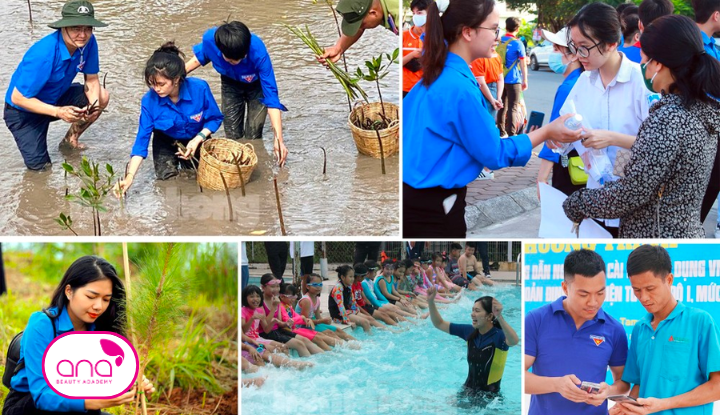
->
xmin=525 ymin=296 xmax=628 ymax=415
xmin=622 ymin=302 xmax=720 ymax=415
xmin=617 ymin=45 xmax=642 ymax=64
xmin=403 ymin=52 xmax=532 ymax=189
xmin=538 ymin=67 xmax=583 ymax=163
xmin=701 ymin=31 xmax=720 ymax=60
xmin=501 ymin=34 xmax=525 ymax=85
xmin=131 ymin=77 xmax=224 ymax=158
xmin=193 ymin=27 xmax=287 ymax=111
xmin=5 ymin=30 xmax=99 ymax=110
xmin=11 ymin=307 xmax=95 ymax=412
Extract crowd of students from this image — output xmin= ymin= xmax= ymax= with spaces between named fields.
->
xmin=241 ymin=253 xmax=519 ymax=399
xmin=401 ymin=0 xmax=720 ymax=238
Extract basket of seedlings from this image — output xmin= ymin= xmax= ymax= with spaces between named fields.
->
xmin=349 ymin=49 xmax=400 ymax=159
xmin=197 ymin=138 xmax=257 ymax=191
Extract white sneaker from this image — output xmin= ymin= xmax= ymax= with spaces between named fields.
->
xmin=477 ymin=170 xmax=494 ymax=180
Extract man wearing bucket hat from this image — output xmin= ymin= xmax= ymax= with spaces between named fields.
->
xmin=319 ymin=0 xmax=400 ymax=65
xmin=3 ymin=0 xmax=109 ymax=171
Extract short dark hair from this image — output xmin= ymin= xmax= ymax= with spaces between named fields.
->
xmin=450 ymin=243 xmax=463 ymax=251
xmin=354 ymin=263 xmax=368 ymax=276
xmin=617 ymin=2 xmax=635 ymax=14
xmin=410 ymin=0 xmax=429 ymax=12
xmin=639 ymin=0 xmax=674 ymax=27
xmin=381 ymin=259 xmax=395 ymax=269
xmin=627 ymin=245 xmax=672 ymax=279
xmin=692 ymin=0 xmax=720 ymax=23
xmin=401 ymin=259 xmax=415 ymax=269
xmin=215 ymin=21 xmax=251 ymax=61
xmin=564 ymin=249 xmax=606 ymax=282
xmin=621 ymin=13 xmax=640 ymax=39
xmin=621 ymin=4 xmax=640 ymax=18
xmin=241 ymin=285 xmax=263 ymax=308
xmin=260 ymin=273 xmax=276 ymax=285
xmin=506 ymin=17 xmax=521 ymax=32
xmin=364 ymin=260 xmax=379 ymax=270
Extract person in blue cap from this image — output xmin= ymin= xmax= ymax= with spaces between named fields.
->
xmin=609 ymin=245 xmax=720 ymax=415
xmin=185 ymin=21 xmax=288 ymax=167
xmin=320 ymin=0 xmax=400 ymax=64
xmin=3 ymin=0 xmax=110 ymax=171
xmin=114 ymin=42 xmax=223 ymax=196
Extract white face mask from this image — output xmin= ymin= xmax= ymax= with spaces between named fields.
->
xmin=413 ymin=14 xmax=427 ymax=27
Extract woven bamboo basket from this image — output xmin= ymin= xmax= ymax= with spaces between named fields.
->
xmin=348 ymin=102 xmax=400 ymax=159
xmin=197 ymin=138 xmax=257 ymax=191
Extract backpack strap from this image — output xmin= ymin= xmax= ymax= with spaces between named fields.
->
xmin=13 ymin=310 xmax=58 ymax=377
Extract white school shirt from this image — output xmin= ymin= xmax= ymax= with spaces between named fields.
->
xmin=561 ymin=52 xmax=656 ymax=227
xmin=289 ymin=242 xmax=315 ymax=258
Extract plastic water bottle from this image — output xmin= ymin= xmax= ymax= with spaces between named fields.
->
xmin=564 ymin=114 xmax=584 ymax=131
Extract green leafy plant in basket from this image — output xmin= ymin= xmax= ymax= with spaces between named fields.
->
xmin=56 ymin=156 xmax=116 ymax=236
xmin=353 ymin=48 xmax=400 ymax=130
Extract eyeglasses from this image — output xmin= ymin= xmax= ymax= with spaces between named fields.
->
xmin=477 ymin=26 xmax=500 ymax=40
xmin=67 ymin=26 xmax=93 ymax=35
xmin=567 ymin=39 xmax=602 ymax=58
xmin=308 ymin=283 xmax=323 ymax=288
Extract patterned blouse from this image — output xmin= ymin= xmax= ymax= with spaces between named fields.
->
xmin=563 ymin=93 xmax=720 ymax=238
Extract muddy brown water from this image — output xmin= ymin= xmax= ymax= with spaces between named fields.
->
xmin=0 ymin=0 xmax=399 ymax=236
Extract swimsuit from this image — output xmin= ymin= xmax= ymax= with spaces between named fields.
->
xmin=296 ymin=295 xmax=337 ymax=332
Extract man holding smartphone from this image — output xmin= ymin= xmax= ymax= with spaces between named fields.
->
xmin=610 ymin=245 xmax=720 ymax=415
xmin=525 ymin=249 xmax=630 ymax=414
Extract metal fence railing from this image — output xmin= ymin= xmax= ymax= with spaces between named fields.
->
xmin=246 ymin=241 xmax=520 ymax=265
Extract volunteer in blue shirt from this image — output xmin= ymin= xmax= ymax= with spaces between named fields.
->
xmin=185 ymin=21 xmax=288 ymax=167
xmin=2 ymin=256 xmax=154 ymax=415
xmin=427 ymin=285 xmax=519 ymax=397
xmin=115 ymin=42 xmax=223 ymax=196
xmin=536 ymin=27 xmax=586 ymax=196
xmin=3 ymin=0 xmax=110 ymax=171
xmin=402 ymin=0 xmax=583 ymax=238
xmin=610 ymin=245 xmax=720 ymax=415
xmin=617 ymin=14 xmax=642 ymax=64
xmin=525 ymin=249 xmax=630 ymax=415
xmin=497 ymin=17 xmax=528 ymax=137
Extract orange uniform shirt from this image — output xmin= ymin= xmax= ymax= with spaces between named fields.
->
xmin=402 ymin=28 xmax=423 ymax=93
xmin=470 ymin=56 xmax=503 ymax=84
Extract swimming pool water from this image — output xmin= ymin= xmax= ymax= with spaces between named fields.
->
xmin=242 ymin=285 xmax=522 ymax=415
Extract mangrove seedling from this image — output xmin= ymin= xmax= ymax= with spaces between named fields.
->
xmin=314 ymin=0 xmax=352 ymax=111
xmin=286 ymin=24 xmax=368 ymax=103
xmin=59 ymin=156 xmax=117 ymax=236
xmin=54 ymin=213 xmax=78 ymax=236
xmin=355 ymin=48 xmax=400 ymax=127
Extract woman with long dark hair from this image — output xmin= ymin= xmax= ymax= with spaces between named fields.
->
xmin=427 ymin=285 xmax=519 ymax=396
xmin=402 ymin=0 xmax=582 ymax=238
xmin=3 ymin=256 xmax=155 ymax=415
xmin=564 ymin=15 xmax=720 ymax=237
xmin=114 ymin=41 xmax=223 ymax=196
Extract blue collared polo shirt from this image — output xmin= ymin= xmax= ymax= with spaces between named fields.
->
xmin=192 ymin=28 xmax=287 ymax=111
xmin=701 ymin=32 xmax=720 ymax=60
xmin=501 ymin=34 xmax=526 ymax=85
xmin=403 ymin=52 xmax=532 ymax=189
xmin=622 ymin=302 xmax=720 ymax=415
xmin=525 ymin=296 xmax=628 ymax=415
xmin=11 ymin=307 xmax=95 ymax=412
xmin=131 ymin=77 xmax=224 ymax=158
xmin=5 ymin=30 xmax=99 ymax=110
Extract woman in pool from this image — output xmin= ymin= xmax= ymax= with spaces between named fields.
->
xmin=258 ymin=274 xmax=323 ymax=356
xmin=427 ymin=285 xmax=519 ymax=396
xmin=114 ymin=41 xmax=223 ymax=196
xmin=3 ymin=256 xmax=155 ymax=415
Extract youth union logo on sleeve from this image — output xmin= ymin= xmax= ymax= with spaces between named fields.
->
xmin=590 ymin=335 xmax=605 ymax=346
xmin=42 ymin=332 xmax=139 ymax=399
